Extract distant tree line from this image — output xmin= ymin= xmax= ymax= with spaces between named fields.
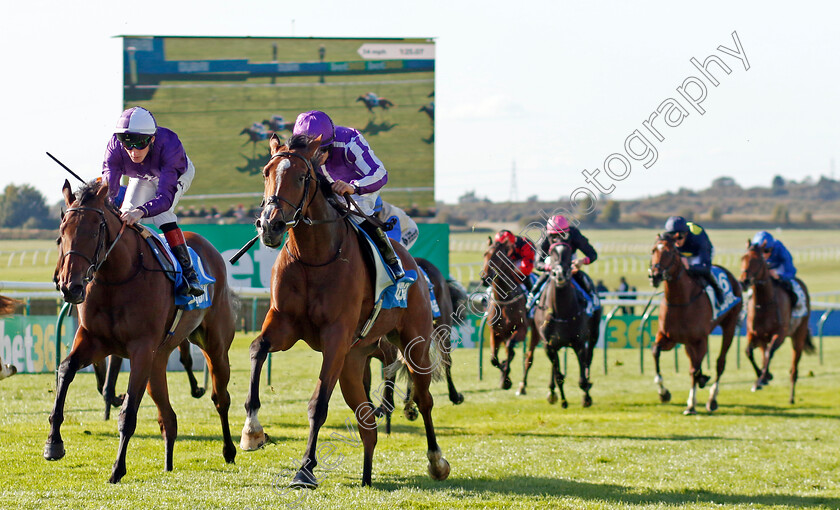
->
xmin=0 ymin=184 xmax=56 ymax=229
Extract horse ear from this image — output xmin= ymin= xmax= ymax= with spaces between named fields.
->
xmin=62 ymin=179 xmax=75 ymax=206
xmin=746 ymin=238 xmax=751 ymax=248
xmin=96 ymin=179 xmax=110 ymax=200
xmin=269 ymin=133 xmax=284 ymax=154
xmin=487 ymin=236 xmax=493 ymax=246
xmin=303 ymin=136 xmax=323 ymax=159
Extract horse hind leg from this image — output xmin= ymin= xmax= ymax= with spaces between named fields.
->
xmin=517 ymin=327 xmax=539 ymax=396
xmin=110 ymin=349 xmax=155 ymax=483
xmin=576 ymin=345 xmax=593 ymax=408
xmin=179 ymin=340 xmax=205 ymax=399
xmin=102 ymin=355 xmax=124 ymax=421
xmin=203 ymin=340 xmax=236 ymax=464
xmin=652 ymin=338 xmax=671 ymax=403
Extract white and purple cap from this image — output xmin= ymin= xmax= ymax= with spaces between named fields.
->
xmin=115 ymin=107 xmax=157 ymax=135
xmin=292 ymin=110 xmax=335 ymax=147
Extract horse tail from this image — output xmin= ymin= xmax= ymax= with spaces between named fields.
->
xmin=447 ymin=279 xmax=468 ymax=321
xmin=803 ymin=328 xmax=816 ymax=355
xmin=0 ymin=295 xmax=19 ymax=316
xmin=227 ymin=288 xmax=242 ymax=326
xmin=385 ymin=337 xmax=446 ymax=384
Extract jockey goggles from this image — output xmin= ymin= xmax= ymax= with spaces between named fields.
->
xmin=117 ymin=133 xmax=153 ymax=150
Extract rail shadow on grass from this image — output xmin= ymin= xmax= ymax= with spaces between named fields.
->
xmin=375 ymin=475 xmax=838 ymax=508
xmin=727 ymin=403 xmax=838 ymax=420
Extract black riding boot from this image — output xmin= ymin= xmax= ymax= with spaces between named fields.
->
xmin=692 ymin=268 xmax=723 ymax=303
xmin=527 ymin=273 xmax=548 ymax=308
xmin=172 ymin=244 xmax=204 ymax=297
xmin=362 ymin=220 xmax=405 ymax=280
xmin=778 ymin=278 xmax=798 ymax=307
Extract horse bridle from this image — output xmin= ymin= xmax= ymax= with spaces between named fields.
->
xmin=264 ymin=151 xmax=317 ymax=228
xmin=60 ymin=206 xmax=127 ymax=283
xmin=741 ymin=248 xmax=770 ymax=287
xmin=650 ymin=241 xmax=682 ymax=283
xmin=548 ymin=243 xmax=572 ymax=286
xmin=482 ymin=243 xmax=526 ymax=305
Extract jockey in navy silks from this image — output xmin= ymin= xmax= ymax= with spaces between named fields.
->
xmin=752 ymin=230 xmax=798 ymax=305
xmin=101 ymin=106 xmax=204 ymax=297
xmin=663 ymin=216 xmax=723 ymax=303
xmin=292 ymin=110 xmax=405 ymax=279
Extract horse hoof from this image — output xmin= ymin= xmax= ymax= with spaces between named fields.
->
xmin=706 ymin=399 xmax=718 ymax=413
xmin=766 ymin=372 xmax=774 ymax=381
xmin=191 ymin=387 xmax=206 ymax=399
xmin=697 ymin=375 xmax=710 ymax=389
xmin=429 ymin=457 xmax=449 ymax=481
xmin=111 ymin=394 xmax=125 ymax=408
xmin=515 ymin=383 xmax=527 ymax=396
xmin=109 ymin=464 xmax=126 ymax=484
xmin=43 ymin=441 xmax=65 ymax=461
xmin=751 ymin=383 xmax=763 ymax=392
xmin=404 ymin=406 xmax=419 ymax=421
xmin=659 ymin=390 xmax=671 ymax=403
xmin=561 ymin=400 xmax=568 ymax=409
xmin=501 ymin=378 xmax=512 ymax=390
xmin=290 ymin=469 xmax=318 ymax=490
xmin=239 ymin=429 xmax=268 ymax=451
xmin=547 ymin=392 xmax=558 ymax=405
xmin=582 ymin=395 xmax=592 ymax=408
xmin=683 ymin=408 xmax=697 ymax=416
xmin=451 ymin=393 xmax=465 ymax=405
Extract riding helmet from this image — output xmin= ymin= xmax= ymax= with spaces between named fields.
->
xmin=752 ymin=230 xmax=775 ymax=248
xmin=293 ymin=110 xmax=335 ymax=147
xmin=663 ymin=216 xmax=689 ymax=234
xmin=546 ymin=214 xmax=570 ymax=234
xmin=115 ymin=107 xmax=157 ymax=135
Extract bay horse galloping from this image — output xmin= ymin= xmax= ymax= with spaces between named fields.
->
xmin=648 ymin=234 xmax=742 ymax=414
xmin=0 ymin=295 xmax=19 ymax=380
xmin=356 ymin=94 xmax=395 ymax=115
xmin=739 ymin=242 xmax=814 ymax=403
xmin=240 ymin=134 xmax=449 ymax=488
xmin=46 ymin=180 xmax=237 ymax=483
xmin=481 ymin=238 xmax=539 ymax=393
xmin=533 ymin=242 xmax=596 ymax=408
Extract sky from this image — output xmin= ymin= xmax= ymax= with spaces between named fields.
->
xmin=1 ymin=1 xmax=838 ymax=206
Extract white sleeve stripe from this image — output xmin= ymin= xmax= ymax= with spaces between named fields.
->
xmin=355 ymin=167 xmax=387 ymax=187
xmin=347 ymin=139 xmax=372 ymax=173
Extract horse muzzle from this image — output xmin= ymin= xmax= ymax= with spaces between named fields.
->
xmin=256 ymin=214 xmax=286 ymax=248
xmin=60 ymin=282 xmax=86 ymax=304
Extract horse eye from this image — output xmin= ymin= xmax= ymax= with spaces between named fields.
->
xmin=298 ymin=175 xmax=305 ymax=183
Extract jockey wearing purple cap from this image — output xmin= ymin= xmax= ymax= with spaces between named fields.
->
xmin=101 ymin=106 xmax=204 ymax=297
xmin=292 ymin=110 xmax=404 ymax=279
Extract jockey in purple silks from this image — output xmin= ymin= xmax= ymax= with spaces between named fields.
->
xmin=292 ymin=110 xmax=405 ymax=279
xmin=101 ymin=106 xmax=204 ymax=297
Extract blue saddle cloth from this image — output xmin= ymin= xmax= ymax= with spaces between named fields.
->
xmin=528 ymin=275 xmax=601 ymax=318
xmin=708 ymin=266 xmax=741 ymax=320
xmin=418 ymin=266 xmax=441 ymax=319
xmin=350 ymin=219 xmax=415 ymax=310
xmin=144 ymin=233 xmax=215 ymax=311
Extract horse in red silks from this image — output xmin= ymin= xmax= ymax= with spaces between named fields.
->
xmin=739 ymin=242 xmax=814 ymax=403
xmin=0 ymin=295 xmax=19 ymax=380
xmin=480 ymin=237 xmax=540 ymax=394
xmin=648 ymin=234 xmax=742 ymax=415
xmin=46 ymin=180 xmax=238 ymax=483
xmin=240 ymin=133 xmax=449 ymax=488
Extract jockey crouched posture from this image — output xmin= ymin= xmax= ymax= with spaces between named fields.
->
xmin=752 ymin=230 xmax=798 ymax=305
xmin=102 ymin=106 xmax=203 ymax=297
xmin=292 ymin=110 xmax=404 ymax=279
xmin=663 ymin=216 xmax=723 ymax=303
xmin=528 ymin=214 xmax=598 ymax=307
xmin=493 ymin=230 xmax=537 ymax=294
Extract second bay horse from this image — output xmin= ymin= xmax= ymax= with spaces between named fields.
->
xmin=739 ymin=242 xmax=814 ymax=403
xmin=649 ymin=234 xmax=742 ymax=414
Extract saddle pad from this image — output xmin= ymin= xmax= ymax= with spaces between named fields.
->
xmin=349 ymin=219 xmax=415 ymax=310
xmin=144 ymin=232 xmax=215 ymax=311
xmin=706 ymin=266 xmax=741 ymax=320
xmin=791 ymin=279 xmax=808 ymax=318
xmin=418 ymin=266 xmax=441 ymax=318
xmin=572 ymin=278 xmax=600 ymax=317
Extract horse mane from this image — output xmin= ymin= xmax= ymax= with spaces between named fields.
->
xmin=75 ymin=180 xmax=104 ymax=206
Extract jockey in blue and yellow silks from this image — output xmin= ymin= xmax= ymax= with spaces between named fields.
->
xmin=663 ymin=216 xmax=723 ymax=303
xmin=752 ymin=230 xmax=798 ymax=305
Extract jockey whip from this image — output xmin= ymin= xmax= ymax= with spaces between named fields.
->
xmin=46 ymin=152 xmax=86 ymax=184
xmin=229 ymin=235 xmax=259 ymax=264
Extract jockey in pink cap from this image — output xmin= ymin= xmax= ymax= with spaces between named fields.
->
xmin=527 ymin=214 xmax=599 ymax=307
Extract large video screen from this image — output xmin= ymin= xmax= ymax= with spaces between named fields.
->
xmin=121 ymin=36 xmax=435 ymax=212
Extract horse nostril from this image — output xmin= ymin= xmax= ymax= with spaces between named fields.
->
xmin=254 ymin=218 xmax=262 ymax=230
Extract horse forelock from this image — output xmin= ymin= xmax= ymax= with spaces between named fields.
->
xmin=75 ymin=180 xmax=104 ymax=206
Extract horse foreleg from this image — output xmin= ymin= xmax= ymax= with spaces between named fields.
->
xmin=652 ymin=337 xmax=671 ymax=403
xmin=110 ymin=349 xmax=154 ymax=483
xmin=437 ymin=330 xmax=464 ymax=405
xmin=789 ymin=334 xmax=805 ymax=405
xmin=179 ymin=340 xmax=205 ymax=399
xmin=683 ymin=343 xmax=704 ymax=415
xmin=577 ymin=344 xmax=593 ymax=408
xmin=292 ymin=342 xmax=348 ymax=489
xmin=544 ymin=345 xmax=561 ymax=406
xmin=242 ymin=335 xmax=271 ymax=451
xmin=339 ymin=351 xmax=379 ymax=487
xmin=44 ymin=333 xmax=101 ymax=462
xmin=517 ymin=325 xmax=539 ymax=396
xmin=146 ymin=355 xmax=177 ymax=472
xmin=500 ymin=338 xmax=515 ymax=390
xmin=103 ymin=355 xmax=124 ymax=421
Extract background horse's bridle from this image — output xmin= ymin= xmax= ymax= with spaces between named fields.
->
xmin=60 ymin=206 xmax=127 ymax=283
